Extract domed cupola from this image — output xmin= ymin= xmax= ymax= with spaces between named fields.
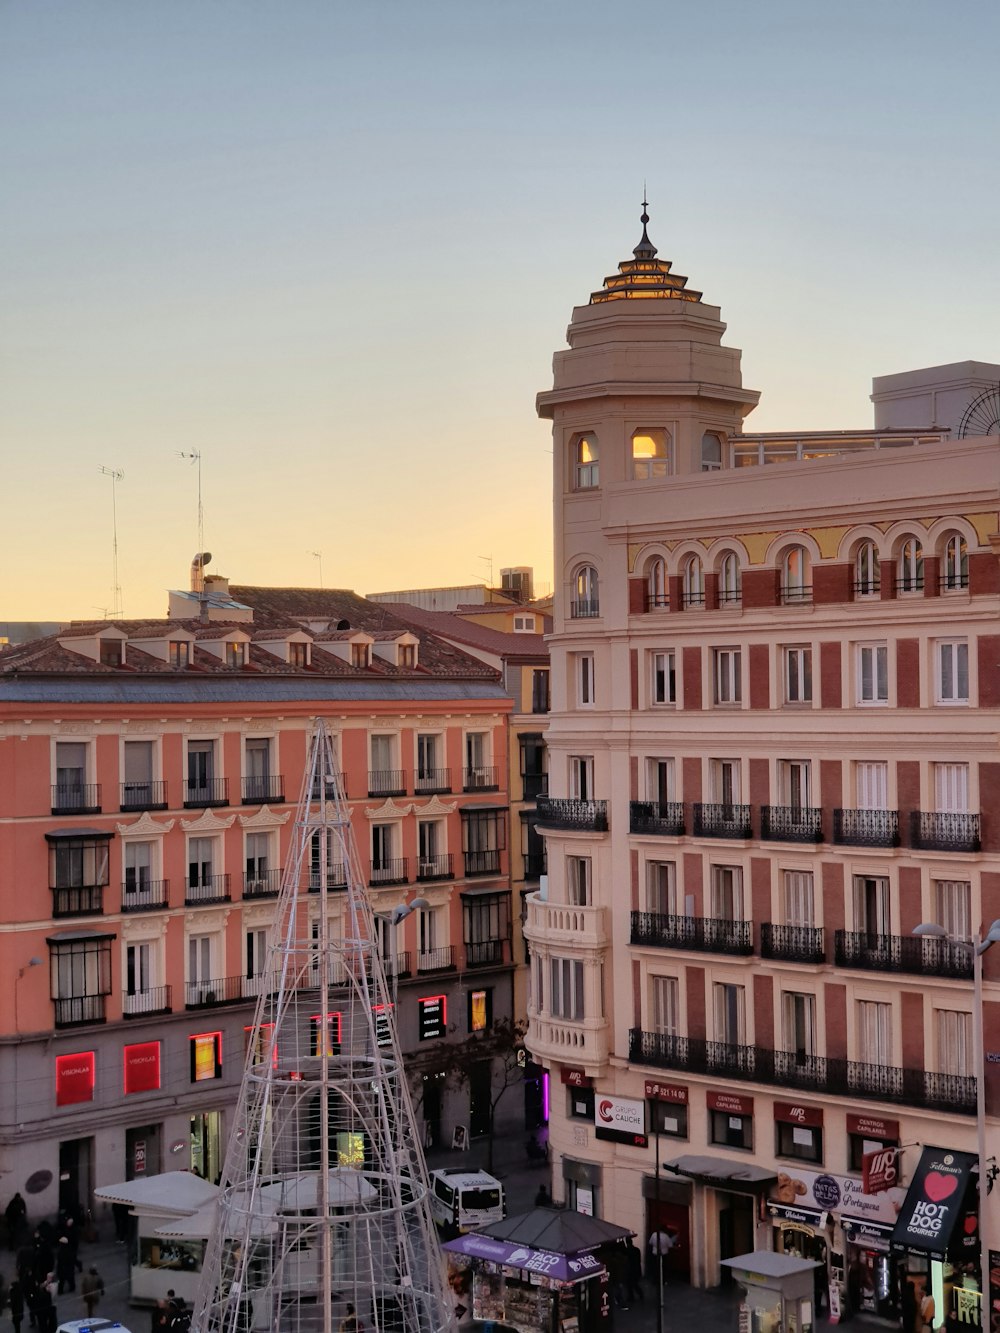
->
xmin=590 ymin=199 xmax=703 ymax=305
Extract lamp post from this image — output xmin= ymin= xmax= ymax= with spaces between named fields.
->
xmin=383 ymin=897 xmax=429 ymax=1002
xmin=914 ymin=919 xmax=1000 ymax=1327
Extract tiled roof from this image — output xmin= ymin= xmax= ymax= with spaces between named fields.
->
xmin=379 ymin=605 xmax=549 ymax=662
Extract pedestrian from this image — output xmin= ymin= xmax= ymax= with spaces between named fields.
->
xmin=625 ymin=1237 xmax=644 ymax=1302
xmin=81 ymin=1266 xmax=104 ymax=1318
xmin=5 ymin=1197 xmax=26 ymax=1253
xmin=647 ymin=1225 xmax=676 ymax=1287
xmin=9 ymin=1278 xmax=24 ymax=1333
xmin=609 ymin=1243 xmax=630 ymax=1310
xmin=55 ymin=1237 xmax=76 ymax=1294
xmin=112 ymin=1203 xmax=130 ymax=1246
xmin=533 ymin=1183 xmax=551 ymax=1208
xmin=339 ymin=1302 xmax=364 ymax=1333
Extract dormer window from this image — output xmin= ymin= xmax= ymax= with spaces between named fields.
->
xmin=169 ymin=641 xmax=190 ymax=669
xmin=398 ymin=643 xmax=417 ymax=669
xmin=226 ymin=642 xmax=246 ymax=670
xmin=289 ymin=642 xmax=310 ymax=669
xmin=100 ymin=639 xmax=123 ymax=667
xmin=352 ymin=642 xmax=372 ymax=669
xmin=513 ymin=615 xmax=536 ymax=633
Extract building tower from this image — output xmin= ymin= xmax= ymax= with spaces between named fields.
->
xmin=193 ymin=721 xmax=454 ymax=1333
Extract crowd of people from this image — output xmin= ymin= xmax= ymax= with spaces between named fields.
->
xmin=0 ymin=1194 xmax=106 ymax=1333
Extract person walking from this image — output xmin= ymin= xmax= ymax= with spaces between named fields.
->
xmin=625 ymin=1237 xmax=645 ymax=1303
xmin=5 ymin=1198 xmax=26 ymax=1253
xmin=55 ymin=1238 xmax=76 ymax=1295
xmin=533 ymin=1184 xmax=551 ymax=1208
xmin=81 ymin=1267 xmax=104 ymax=1319
xmin=9 ymin=1278 xmax=24 ymax=1333
xmin=339 ymin=1303 xmax=364 ymax=1333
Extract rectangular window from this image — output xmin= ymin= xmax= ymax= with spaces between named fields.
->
xmin=245 ymin=927 xmax=268 ymax=980
xmin=651 ymin=976 xmax=679 ymax=1036
xmin=463 ymin=893 xmax=510 ymax=951
xmin=709 ymin=1110 xmax=752 ymax=1150
xmin=51 ymin=938 xmax=112 ymax=1025
xmin=567 ymin=856 xmax=591 ymax=907
xmin=226 ymin=641 xmax=246 ymax=670
xmin=856 ymin=999 xmax=892 ymax=1065
xmin=647 ymin=861 xmax=676 ymax=915
xmin=711 ymin=866 xmax=743 ymax=920
xmin=713 ymin=982 xmax=745 ymax=1045
xmin=568 ymin=1086 xmax=595 ymax=1121
xmin=712 ymin=759 xmax=741 ymax=805
xmin=169 ymin=640 xmax=190 ymax=669
xmin=569 ymin=755 xmax=594 ymax=802
xmin=934 ymin=879 xmax=971 ymax=939
xmin=935 ymin=1009 xmax=972 ymax=1077
xmin=779 ymin=760 xmax=811 ymax=809
xmin=776 ymin=1120 xmax=823 ymax=1163
xmin=647 ymin=758 xmax=674 ymax=805
xmin=713 ymin=648 xmax=742 ymax=704
xmin=848 ymin=1130 xmax=898 ymax=1173
xmin=289 ymin=641 xmax=309 ymax=668
xmin=187 ymin=740 xmax=216 ymax=794
xmin=782 ymin=991 xmax=816 ymax=1058
xmin=784 ymin=647 xmax=812 ymax=704
xmin=125 ymin=941 xmax=154 ymax=996
xmin=468 ymin=988 xmax=492 ymax=1033
xmin=124 ymin=841 xmax=153 ymax=892
xmin=122 ymin=740 xmax=155 ymax=806
xmin=650 ymin=1097 xmax=688 ymax=1138
xmin=578 ymin=653 xmax=595 ymax=707
xmin=934 ymin=762 xmax=969 ymax=812
xmin=188 ymin=837 xmax=215 ymax=887
xmin=550 ymin=958 xmax=585 ymax=1020
xmin=855 ymin=761 xmax=888 ymax=810
xmin=245 ymin=831 xmax=270 ymax=885
xmin=531 ymin=669 xmax=551 ymax=714
xmin=520 ymin=737 xmax=547 ymax=801
xmin=462 ymin=809 xmax=505 ymax=875
xmin=937 ymin=641 xmax=969 ymax=703
xmin=857 ymin=644 xmax=889 ymax=704
xmin=853 ymin=875 xmax=890 ymax=935
xmin=783 ymin=871 xmax=815 ymax=927
xmin=651 ymin=651 xmax=677 ymax=705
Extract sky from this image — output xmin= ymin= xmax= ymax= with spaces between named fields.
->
xmin=3 ymin=0 xmax=1000 ymax=622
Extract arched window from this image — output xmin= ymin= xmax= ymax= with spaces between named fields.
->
xmin=646 ymin=556 xmax=668 ymax=610
xmin=854 ymin=541 xmax=880 ymax=597
xmin=718 ymin=552 xmax=742 ymax=606
xmin=781 ymin=546 xmax=811 ymax=603
xmin=574 ymin=433 xmax=599 ymax=490
xmin=571 ymin=566 xmax=600 ymax=619
xmin=898 ymin=538 xmax=924 ymax=594
xmin=941 ymin=532 xmax=968 ymax=591
xmin=701 ymin=433 xmax=724 ymax=472
xmin=632 ymin=429 xmax=670 ymax=481
xmin=682 ymin=556 xmax=705 ymax=609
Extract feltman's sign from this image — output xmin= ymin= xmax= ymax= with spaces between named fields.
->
xmin=891 ymin=1146 xmax=978 ymax=1261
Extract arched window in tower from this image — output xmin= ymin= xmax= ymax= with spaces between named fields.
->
xmin=574 ymin=433 xmax=599 ymax=490
xmin=898 ymin=538 xmax=924 ymax=594
xmin=854 ymin=541 xmax=880 ymax=597
xmin=571 ymin=565 xmax=600 ymax=619
xmin=781 ymin=546 xmax=812 ymax=604
xmin=646 ymin=556 xmax=668 ymax=611
xmin=718 ymin=552 xmax=742 ymax=606
xmin=632 ymin=429 xmax=670 ymax=481
xmin=701 ymin=432 xmax=724 ymax=472
xmin=941 ymin=532 xmax=968 ymax=591
xmin=681 ymin=555 xmax=705 ymax=609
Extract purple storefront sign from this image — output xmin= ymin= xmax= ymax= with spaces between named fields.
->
xmin=442 ymin=1233 xmax=606 ymax=1282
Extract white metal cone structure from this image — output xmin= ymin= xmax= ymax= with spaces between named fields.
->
xmin=192 ymin=721 xmax=456 ymax=1333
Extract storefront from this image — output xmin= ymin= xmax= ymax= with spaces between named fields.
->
xmin=662 ymin=1152 xmax=776 ymax=1288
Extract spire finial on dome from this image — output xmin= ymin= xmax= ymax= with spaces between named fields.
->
xmin=633 ymin=187 xmax=657 ymax=260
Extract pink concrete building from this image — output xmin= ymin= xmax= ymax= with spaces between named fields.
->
xmin=527 ymin=209 xmax=1000 ymax=1326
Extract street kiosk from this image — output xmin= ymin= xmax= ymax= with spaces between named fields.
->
xmin=721 ymin=1250 xmax=820 ymax=1333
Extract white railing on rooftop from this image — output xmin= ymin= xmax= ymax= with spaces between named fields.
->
xmin=730 ymin=430 xmax=951 ymax=468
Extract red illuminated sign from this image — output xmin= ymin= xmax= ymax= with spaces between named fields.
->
xmin=123 ymin=1041 xmax=161 ymax=1095
xmin=707 ymin=1090 xmax=753 ymax=1115
xmin=56 ymin=1052 xmax=95 ymax=1107
xmin=190 ymin=1032 xmax=222 ymax=1082
xmin=419 ymin=995 xmax=447 ymax=1041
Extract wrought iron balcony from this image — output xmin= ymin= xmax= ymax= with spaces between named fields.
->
xmin=123 ymin=986 xmax=172 ymax=1018
xmin=51 ymin=784 xmax=101 ymax=816
xmin=463 ymin=766 xmax=500 ymax=793
xmin=52 ymin=885 xmax=104 ymax=918
xmin=644 ymin=591 xmax=670 ymax=612
xmin=760 ymin=924 xmax=826 ymax=965
xmin=241 ymin=774 xmax=285 ymax=804
xmin=834 ymin=930 xmax=973 ymax=979
xmin=243 ymin=868 xmax=283 ymax=898
xmin=414 ymin=768 xmax=452 ymax=795
xmin=780 ymin=584 xmax=813 ymax=604
xmin=384 ymin=949 xmax=412 ymax=979
xmin=569 ymin=599 xmax=600 ymax=619
xmin=185 ymin=974 xmax=251 ymax=1008
xmin=760 ymin=805 xmax=823 ymax=843
xmin=853 ymin=578 xmax=881 ymax=597
xmin=628 ymin=1030 xmax=759 ymax=1079
xmin=630 ymin=800 xmax=685 ymax=837
xmin=522 ymin=772 xmax=549 ymax=801
xmin=465 ymin=939 xmax=510 ymax=968
xmin=536 ymin=796 xmax=608 ymax=832
xmin=183 ymin=778 xmax=229 ymax=809
xmin=693 ymin=803 xmax=752 ymax=839
xmin=369 ymin=858 xmax=408 ymax=886
xmin=54 ymin=995 xmax=107 ymax=1028
xmin=630 ymin=912 xmax=753 ymax=956
xmin=939 ymin=572 xmax=969 ymax=592
xmin=417 ymin=946 xmax=456 ymax=974
xmin=464 ymin=849 xmax=501 ymax=876
xmin=682 ymin=590 xmax=706 ymax=609
xmin=910 ymin=810 xmax=981 ymax=853
xmin=833 ymin=808 xmax=899 ymax=847
xmin=368 ymin=769 xmax=406 ymax=798
xmin=185 ymin=873 xmax=232 ymax=906
xmin=310 ymin=772 xmax=349 ymax=801
xmin=120 ymin=780 xmax=168 ymax=812
xmin=121 ymin=878 xmax=170 ymax=912
xmin=771 ymin=1049 xmax=830 ymax=1092
xmin=417 ymin=853 xmax=454 ymax=881
xmin=898 ymin=573 xmax=925 ymax=593
xmin=308 ymin=863 xmax=347 ymax=891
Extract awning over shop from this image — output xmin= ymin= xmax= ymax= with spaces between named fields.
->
xmin=842 ymin=1217 xmax=894 ymax=1253
xmin=442 ymin=1206 xmax=633 ymax=1283
xmin=664 ymin=1155 xmax=777 ymax=1192
xmin=95 ymin=1173 xmax=219 ymax=1217
xmin=890 ymin=1146 xmax=979 ymax=1261
xmin=442 ymin=1233 xmax=605 ymax=1283
xmin=767 ymin=1202 xmax=828 ymax=1228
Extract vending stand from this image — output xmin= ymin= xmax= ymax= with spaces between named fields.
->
xmin=720 ymin=1251 xmax=820 ymax=1333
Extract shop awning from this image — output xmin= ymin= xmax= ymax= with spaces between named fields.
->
xmin=841 ymin=1217 xmax=893 ymax=1253
xmin=767 ymin=1202 xmax=828 ymax=1228
xmin=44 ymin=827 xmax=113 ymax=841
xmin=441 ymin=1233 xmax=606 ymax=1283
xmin=664 ymin=1155 xmax=777 ymax=1191
xmin=442 ymin=1206 xmax=632 ymax=1282
xmin=95 ymin=1173 xmax=219 ymax=1217
xmin=890 ymin=1146 xmax=979 ymax=1260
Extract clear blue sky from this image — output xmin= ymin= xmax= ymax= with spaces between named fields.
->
xmin=3 ymin=0 xmax=999 ymax=620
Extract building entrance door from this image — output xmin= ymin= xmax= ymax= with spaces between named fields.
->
xmin=58 ymin=1137 xmax=93 ymax=1221
xmin=190 ymin=1111 xmax=222 ymax=1183
xmin=717 ymin=1190 xmax=755 ymax=1282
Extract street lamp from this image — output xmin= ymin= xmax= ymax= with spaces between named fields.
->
xmin=913 ymin=918 xmax=1000 ymax=1322
xmin=382 ymin=897 xmax=429 ymax=1000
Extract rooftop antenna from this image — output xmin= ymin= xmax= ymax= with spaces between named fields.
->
xmin=178 ymin=450 xmax=204 ymax=563
xmin=98 ymin=466 xmax=124 ymax=618
xmin=309 ymin=550 xmax=324 ymax=589
xmin=478 ymin=553 xmax=494 ymax=590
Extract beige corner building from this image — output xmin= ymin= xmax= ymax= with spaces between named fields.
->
xmin=527 ymin=207 xmax=1000 ymax=1328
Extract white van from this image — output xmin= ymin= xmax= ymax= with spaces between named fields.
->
xmin=430 ymin=1168 xmax=505 ymax=1232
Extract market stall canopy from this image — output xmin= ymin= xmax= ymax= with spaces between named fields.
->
xmin=442 ymin=1207 xmax=633 ymax=1283
xmin=154 ymin=1196 xmax=278 ymax=1241
xmin=95 ymin=1174 xmax=219 ymax=1217
xmin=664 ymin=1155 xmax=777 ymax=1190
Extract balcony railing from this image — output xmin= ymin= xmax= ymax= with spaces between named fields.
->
xmin=308 ymin=863 xmax=348 ymax=891
xmin=682 ymin=590 xmax=706 ymax=609
xmin=183 ymin=778 xmax=229 ymax=809
xmin=939 ymin=572 xmax=969 ymax=592
xmin=569 ymin=599 xmax=600 ymax=619
xmin=369 ymin=858 xmax=408 ymax=886
xmin=760 ymin=805 xmax=823 ymax=843
xmin=630 ymin=912 xmax=753 ymax=956
xmin=123 ymin=986 xmax=172 ymax=1018
xmin=853 ymin=579 xmax=881 ymax=597
xmin=185 ymin=873 xmax=232 ymax=906
xmin=51 ymin=784 xmax=101 ymax=816
xmin=384 ymin=950 xmax=413 ymax=979
xmin=522 ymin=773 xmax=549 ymax=801
xmin=417 ymin=853 xmax=454 ymax=881
xmin=52 ymin=885 xmax=105 ymax=918
xmin=417 ymin=946 xmax=456 ymax=973
xmin=121 ymin=878 xmax=170 ymax=912
xmin=185 ymin=974 xmax=251 ymax=1008
xmin=535 ymin=796 xmax=608 ymax=832
xmin=120 ymin=781 xmax=168 ymax=812
xmin=311 ymin=772 xmax=349 ymax=801
xmin=465 ymin=939 xmax=510 ymax=968
xmin=760 ymin=924 xmax=826 ymax=965
xmin=464 ymin=849 xmax=501 ymax=877
xmin=54 ymin=995 xmax=107 ymax=1028
xmin=368 ymin=769 xmax=406 ymax=798
xmin=910 ymin=810 xmax=981 ymax=853
xmin=630 ymin=800 xmax=685 ymax=837
xmin=628 ymin=1029 xmax=976 ymax=1114
xmin=241 ymin=775 xmax=285 ymax=804
xmin=414 ymin=768 xmax=452 ymax=795
xmin=834 ymin=930 xmax=974 ymax=979
xmin=644 ymin=592 xmax=670 ymax=612
xmin=463 ymin=766 xmax=500 ymax=793
xmin=523 ymin=853 xmax=547 ymax=880
xmin=780 ymin=584 xmax=813 ymax=604
xmin=243 ymin=869 xmax=283 ymax=898
xmin=833 ymin=808 xmax=899 ymax=848
xmin=693 ymin=803 xmax=752 ymax=839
